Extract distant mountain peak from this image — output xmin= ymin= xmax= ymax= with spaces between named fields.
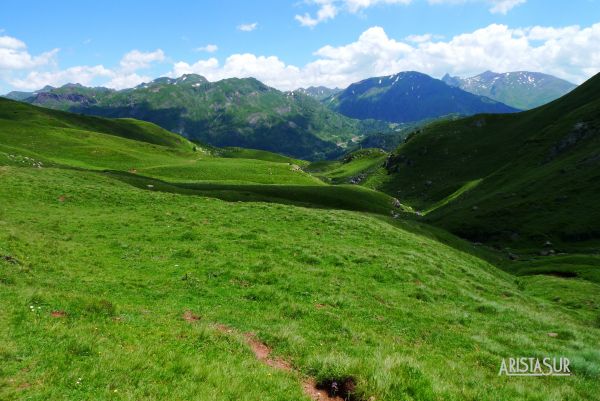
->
xmin=329 ymin=71 xmax=517 ymax=124
xmin=292 ymin=86 xmax=341 ymax=100
xmin=442 ymin=71 xmax=577 ymax=109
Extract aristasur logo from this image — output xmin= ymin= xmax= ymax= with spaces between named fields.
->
xmin=499 ymin=357 xmax=571 ymax=376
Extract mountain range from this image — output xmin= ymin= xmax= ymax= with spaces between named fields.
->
xmin=7 ymin=75 xmax=398 ymax=160
xmin=326 ymin=71 xmax=519 ymax=123
xmin=3 ymin=70 xmax=578 ymax=159
xmin=442 ymin=71 xmax=576 ymax=110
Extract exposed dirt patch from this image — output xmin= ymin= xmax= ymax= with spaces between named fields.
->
xmin=215 ymin=324 xmax=347 ymax=400
xmin=50 ymin=310 xmax=67 ymax=318
xmin=245 ymin=333 xmax=293 ymax=371
xmin=304 ymin=379 xmax=347 ymax=401
xmin=317 ymin=378 xmax=357 ymax=400
xmin=182 ymin=310 xmax=200 ymax=322
xmin=57 ymin=195 xmax=67 ymax=202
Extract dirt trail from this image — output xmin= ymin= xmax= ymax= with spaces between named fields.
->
xmin=215 ymin=324 xmax=346 ymax=401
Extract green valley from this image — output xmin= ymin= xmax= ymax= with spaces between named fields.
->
xmin=1 ymin=75 xmax=599 ymax=400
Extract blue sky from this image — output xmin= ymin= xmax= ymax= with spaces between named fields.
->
xmin=1 ymin=0 xmax=599 ymax=93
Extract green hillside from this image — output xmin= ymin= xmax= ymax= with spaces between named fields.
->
xmin=1 ymin=94 xmax=600 ymax=401
xmin=18 ymin=75 xmax=394 ymax=160
xmin=382 ymin=73 xmax=600 ymax=256
xmin=0 ymin=97 xmax=400 ymax=211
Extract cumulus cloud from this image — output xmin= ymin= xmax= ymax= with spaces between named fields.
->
xmin=9 ymin=65 xmax=113 ymax=90
xmin=405 ymin=33 xmax=444 ymax=43
xmin=170 ymin=23 xmax=600 ymax=90
xmin=0 ymin=35 xmax=58 ymax=70
xmin=5 ymin=45 xmax=166 ymax=90
xmin=3 ymin=22 xmax=599 ymax=93
xmin=119 ymin=49 xmax=165 ymax=72
xmin=195 ymin=44 xmax=218 ymax=53
xmin=237 ymin=22 xmax=258 ymax=32
xmin=171 ymin=54 xmax=302 ymax=89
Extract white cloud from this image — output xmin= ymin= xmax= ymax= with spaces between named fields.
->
xmin=0 ymin=35 xmax=58 ymax=70
xmin=295 ymin=3 xmax=338 ymax=28
xmin=296 ymin=0 xmax=411 ymax=27
xmin=296 ymin=0 xmax=527 ymax=27
xmin=344 ymin=0 xmax=412 ymax=12
xmin=4 ymin=43 xmax=165 ymax=90
xmin=105 ymin=73 xmax=152 ymax=90
xmin=170 ymin=23 xmax=600 ymax=90
xmin=195 ymin=44 xmax=218 ymax=53
xmin=405 ymin=33 xmax=444 ymax=43
xmin=428 ymin=0 xmax=526 ymax=14
xmin=8 ymin=65 xmax=113 ymax=90
xmin=489 ymin=0 xmax=525 ymax=14
xmin=237 ymin=22 xmax=258 ymax=32
xmin=119 ymin=49 xmax=165 ymax=72
xmin=3 ymin=22 xmax=599 ymax=93
xmin=171 ymin=54 xmax=302 ymax=89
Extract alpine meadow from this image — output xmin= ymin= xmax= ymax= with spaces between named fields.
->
xmin=1 ymin=1 xmax=599 ymax=401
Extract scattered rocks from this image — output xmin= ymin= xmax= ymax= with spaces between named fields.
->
xmin=146 ymin=185 xmax=154 ymax=189
xmin=547 ymin=332 xmax=558 ymax=338
xmin=391 ymin=198 xmax=402 ymax=208
xmin=348 ymin=173 xmax=366 ymax=184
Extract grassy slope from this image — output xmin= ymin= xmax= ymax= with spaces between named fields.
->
xmin=306 ymin=149 xmax=388 ymax=189
xmin=1 ymin=166 xmax=599 ymax=401
xmin=381 ymin=73 xmax=600 ymax=255
xmin=1 ymin=95 xmax=599 ymax=400
xmin=0 ymin=97 xmax=349 ymax=189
